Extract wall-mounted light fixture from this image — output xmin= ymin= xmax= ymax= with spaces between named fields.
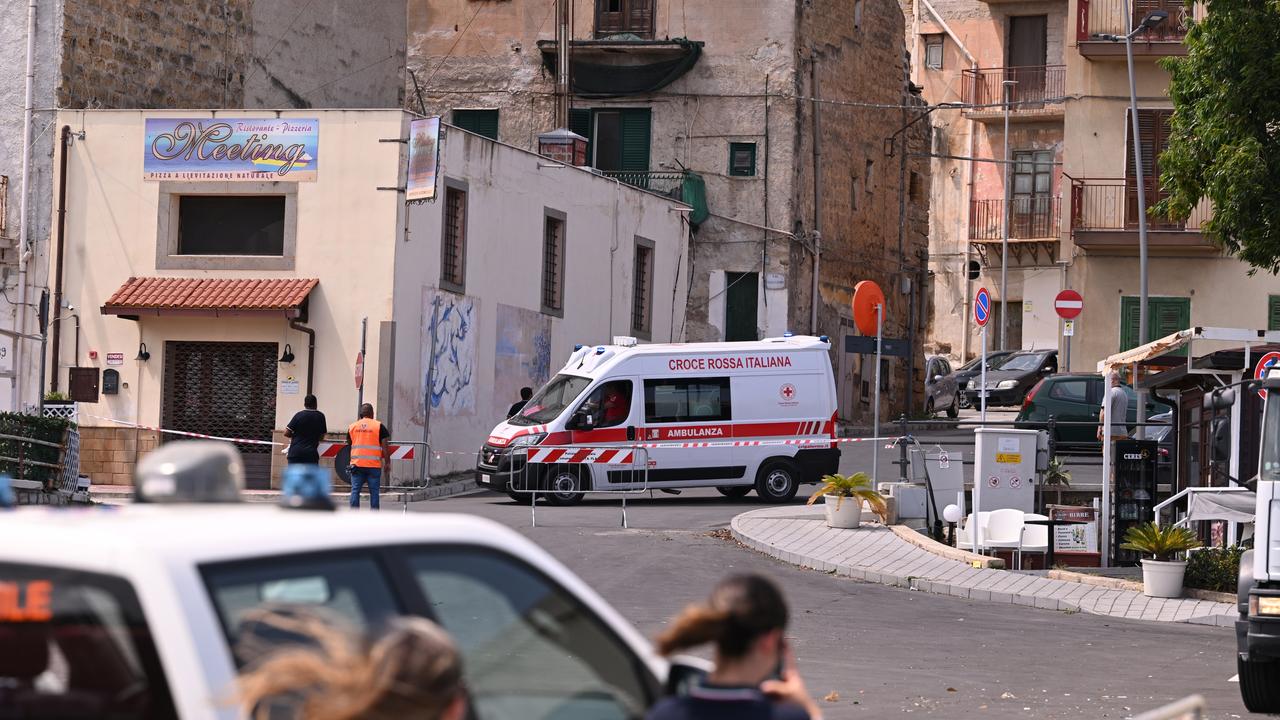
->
xmin=136 ymin=343 xmax=150 ymax=362
xmin=279 ymin=344 xmax=295 ymax=363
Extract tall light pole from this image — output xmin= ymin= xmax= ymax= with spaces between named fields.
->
xmin=999 ymin=79 xmax=1016 ymax=351
xmin=1096 ymin=6 xmax=1168 ymax=436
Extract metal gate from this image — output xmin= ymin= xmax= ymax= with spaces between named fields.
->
xmin=162 ymin=341 xmax=277 ymax=489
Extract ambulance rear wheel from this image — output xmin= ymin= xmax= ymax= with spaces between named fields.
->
xmin=717 ymin=486 xmax=752 ymax=499
xmin=755 ymin=459 xmax=800 ymax=503
xmin=544 ymin=467 xmax=587 ymax=506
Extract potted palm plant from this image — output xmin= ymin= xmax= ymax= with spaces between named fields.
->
xmin=806 ymin=472 xmax=887 ymax=529
xmin=1121 ymin=522 xmax=1202 ymax=598
xmin=1042 ymin=457 xmax=1071 ymax=508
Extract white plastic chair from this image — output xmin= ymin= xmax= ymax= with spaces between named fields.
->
xmin=956 ymin=512 xmax=991 ymax=551
xmin=984 ymin=508 xmax=1026 ymax=567
xmin=1020 ymin=512 xmax=1050 ymax=568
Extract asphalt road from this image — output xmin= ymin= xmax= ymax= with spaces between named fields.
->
xmin=411 ymin=488 xmax=1248 ymax=719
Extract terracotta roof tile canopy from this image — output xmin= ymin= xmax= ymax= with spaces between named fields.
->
xmin=101 ymin=277 xmax=319 ymax=318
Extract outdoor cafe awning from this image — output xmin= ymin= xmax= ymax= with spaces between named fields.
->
xmin=1098 ymin=327 xmax=1280 ymax=372
xmin=1186 ymin=488 xmax=1256 ymax=524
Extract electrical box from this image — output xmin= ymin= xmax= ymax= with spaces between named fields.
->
xmin=974 ymin=428 xmax=1038 ymax=513
xmin=68 ymin=367 xmax=99 ymax=403
xmin=911 ymin=448 xmax=965 ymax=517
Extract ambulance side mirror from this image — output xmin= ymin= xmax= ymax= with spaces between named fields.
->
xmin=570 ymin=410 xmax=595 ymax=430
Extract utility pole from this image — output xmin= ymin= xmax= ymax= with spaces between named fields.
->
xmin=809 ymin=54 xmax=822 ymax=335
xmin=555 ymin=0 xmax=571 ymax=128
xmin=999 ymin=79 xmax=1016 ymax=352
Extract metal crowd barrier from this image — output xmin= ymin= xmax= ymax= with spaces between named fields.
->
xmin=330 ymin=440 xmax=433 ymax=513
xmin=510 ymin=445 xmax=650 ymax=528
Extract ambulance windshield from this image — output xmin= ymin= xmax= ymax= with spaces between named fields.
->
xmin=510 ymin=374 xmax=592 ymax=425
xmin=1262 ymin=393 xmax=1280 ymax=482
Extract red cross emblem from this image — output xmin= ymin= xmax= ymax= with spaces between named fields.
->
xmin=780 ymin=384 xmax=796 ymax=400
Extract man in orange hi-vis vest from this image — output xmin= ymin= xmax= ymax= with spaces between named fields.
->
xmin=347 ymin=403 xmax=390 ymax=509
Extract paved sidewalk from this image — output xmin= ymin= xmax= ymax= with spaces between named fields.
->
xmin=731 ymin=505 xmax=1236 ymax=627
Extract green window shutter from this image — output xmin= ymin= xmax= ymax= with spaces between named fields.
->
xmin=451 ymin=109 xmax=499 ymax=141
xmin=619 ymin=108 xmax=651 ymax=173
xmin=1269 ymin=296 xmax=1280 ymax=331
xmin=729 ymin=142 xmax=757 ymax=177
xmin=1120 ymin=296 xmax=1141 ymax=351
xmin=569 ymin=108 xmax=593 ymax=164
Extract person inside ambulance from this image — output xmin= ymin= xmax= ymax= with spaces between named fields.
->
xmin=577 ymin=381 xmax=633 ymax=428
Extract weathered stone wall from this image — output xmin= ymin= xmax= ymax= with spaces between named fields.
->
xmin=58 ymin=0 xmax=251 ymax=108
xmin=78 ymin=426 xmax=160 ymax=486
xmin=796 ymin=0 xmax=930 ymax=423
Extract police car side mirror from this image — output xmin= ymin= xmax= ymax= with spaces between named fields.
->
xmin=570 ymin=410 xmax=594 ymax=430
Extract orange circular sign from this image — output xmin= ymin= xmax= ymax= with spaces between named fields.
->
xmin=852 ymin=280 xmax=886 ymax=336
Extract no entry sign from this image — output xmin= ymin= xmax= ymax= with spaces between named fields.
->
xmin=974 ymin=287 xmax=992 ymax=327
xmin=1255 ymin=351 xmax=1280 ymax=399
xmin=1054 ymin=289 xmax=1083 ymax=319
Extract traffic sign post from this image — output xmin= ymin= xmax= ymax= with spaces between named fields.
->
xmin=974 ymin=288 xmax=991 ymax=424
xmin=1255 ymin=351 xmax=1280 ymax=399
xmin=854 ymin=281 xmax=886 ymax=481
xmin=1055 ymin=290 xmax=1083 ymax=372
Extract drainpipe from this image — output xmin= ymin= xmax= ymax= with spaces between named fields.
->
xmin=809 ymin=56 xmax=822 ymax=335
xmin=50 ymin=126 xmax=71 ymax=394
xmin=15 ymin=0 xmax=37 ymax=411
xmin=289 ymin=319 xmax=316 ymax=396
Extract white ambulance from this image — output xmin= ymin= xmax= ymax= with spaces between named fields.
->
xmin=476 ymin=335 xmax=842 ymax=504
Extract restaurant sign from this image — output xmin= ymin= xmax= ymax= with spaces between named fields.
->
xmin=144 ymin=118 xmax=319 ymax=181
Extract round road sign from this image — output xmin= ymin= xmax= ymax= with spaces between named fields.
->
xmin=1055 ymin=289 xmax=1084 ymax=319
xmin=852 ymin=280 xmax=886 ymax=336
xmin=1255 ymin=351 xmax=1280 ymax=399
xmin=354 ymin=351 xmax=365 ymax=391
xmin=974 ymin=287 xmax=992 ymax=327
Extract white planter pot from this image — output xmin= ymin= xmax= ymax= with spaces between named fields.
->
xmin=824 ymin=494 xmax=863 ymax=529
xmin=1141 ymin=559 xmax=1188 ymax=598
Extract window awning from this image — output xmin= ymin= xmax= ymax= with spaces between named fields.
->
xmin=101 ymin=277 xmax=318 ymax=319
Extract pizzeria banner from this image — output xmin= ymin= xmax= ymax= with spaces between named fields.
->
xmin=144 ymin=118 xmax=319 ymax=181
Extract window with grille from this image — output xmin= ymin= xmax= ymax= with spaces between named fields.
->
xmin=542 ymin=212 xmax=566 ymax=315
xmin=729 ymin=142 xmax=756 ymax=177
xmin=441 ymin=184 xmax=468 ymax=291
xmin=632 ymin=241 xmax=654 ymax=337
xmin=925 ymin=34 xmax=944 ymax=69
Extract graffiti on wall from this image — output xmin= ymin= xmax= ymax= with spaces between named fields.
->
xmin=423 ymin=289 xmax=478 ymax=415
xmin=494 ymin=304 xmax=552 ymax=418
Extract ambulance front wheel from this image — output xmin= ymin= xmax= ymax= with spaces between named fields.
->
xmin=544 ymin=466 xmax=587 ymax=506
xmin=755 ymin=459 xmax=801 ymax=503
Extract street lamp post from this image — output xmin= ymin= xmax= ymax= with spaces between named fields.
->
xmin=1096 ymin=7 xmax=1168 ymax=437
xmin=999 ymin=79 xmax=1016 ymax=352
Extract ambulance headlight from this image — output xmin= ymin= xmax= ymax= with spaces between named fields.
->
xmin=997 ymin=380 xmax=1018 ymax=390
xmin=509 ymin=433 xmax=547 ymax=448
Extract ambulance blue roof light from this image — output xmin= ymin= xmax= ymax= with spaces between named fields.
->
xmin=783 ymin=331 xmax=794 ymax=338
xmin=596 ymin=346 xmax=607 ymax=354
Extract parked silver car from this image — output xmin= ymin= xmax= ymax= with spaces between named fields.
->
xmin=924 ymin=355 xmax=960 ymax=418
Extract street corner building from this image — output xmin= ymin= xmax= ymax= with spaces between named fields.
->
xmin=407 ymin=0 xmax=931 ymax=424
xmin=49 ymin=109 xmax=690 ymax=488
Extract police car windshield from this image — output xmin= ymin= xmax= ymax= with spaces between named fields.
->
xmin=510 ymin=374 xmax=592 ymax=425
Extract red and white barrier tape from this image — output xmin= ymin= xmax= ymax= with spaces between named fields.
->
xmin=86 ymin=414 xmax=281 ymax=446
xmin=318 ymin=442 xmax=416 ymax=460
xmin=633 ymin=435 xmax=896 ymax=450
xmin=526 ymin=447 xmax=635 ymax=464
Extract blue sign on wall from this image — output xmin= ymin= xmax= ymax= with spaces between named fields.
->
xmin=143 ymin=118 xmax=319 ymax=181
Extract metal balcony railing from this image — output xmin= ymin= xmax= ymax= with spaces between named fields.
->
xmin=961 ymin=66 xmax=1066 ymax=109
xmin=1068 ymin=178 xmax=1211 ymax=231
xmin=1077 ymin=0 xmax=1202 ymax=42
xmin=598 ymin=170 xmax=686 ymax=195
xmin=969 ymin=197 xmax=1061 ymax=240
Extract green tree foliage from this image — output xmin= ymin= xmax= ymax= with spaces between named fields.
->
xmin=1157 ymin=0 xmax=1280 ymax=273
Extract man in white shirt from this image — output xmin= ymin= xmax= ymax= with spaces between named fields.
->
xmin=1098 ymin=371 xmax=1130 ymax=443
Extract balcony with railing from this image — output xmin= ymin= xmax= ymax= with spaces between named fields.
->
xmin=598 ymin=170 xmax=708 ymax=226
xmin=968 ymin=196 xmax=1062 ymax=265
xmin=1077 ymin=0 xmax=1204 ymax=59
xmin=1068 ymin=177 xmax=1217 ymax=254
xmin=961 ymin=66 xmax=1066 ymax=122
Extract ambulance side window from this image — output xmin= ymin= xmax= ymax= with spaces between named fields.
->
xmin=644 ymin=377 xmax=732 ymax=423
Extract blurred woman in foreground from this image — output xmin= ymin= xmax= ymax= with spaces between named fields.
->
xmin=646 ymin=574 xmax=823 ymax=720
xmin=237 ymin=609 xmax=465 ymax=720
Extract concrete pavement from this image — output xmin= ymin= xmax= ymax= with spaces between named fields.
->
xmin=731 ymin=504 xmax=1237 ymax=627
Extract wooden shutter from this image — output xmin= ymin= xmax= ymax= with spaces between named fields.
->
xmin=1126 ymin=109 xmax=1174 ymax=227
xmin=1121 ymin=296 xmax=1189 ymax=353
xmin=627 ymin=0 xmax=655 ymax=38
xmin=1270 ymin=296 xmax=1280 ymax=331
xmin=619 ymin=109 xmax=651 ymax=173
xmin=451 ymin=109 xmax=498 ymax=141
xmin=1120 ymin=296 xmax=1142 ymax=351
xmin=595 ymin=0 xmax=625 ymax=36
xmin=569 ymin=108 xmax=593 ymax=166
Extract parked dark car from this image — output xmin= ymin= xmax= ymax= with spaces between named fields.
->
xmin=1015 ymin=373 xmax=1173 ymax=449
xmin=953 ymin=350 xmax=1018 ymax=408
xmin=963 ymin=350 xmax=1058 ymax=407
xmin=924 ymin=355 xmax=960 ymax=418
xmin=1130 ymin=410 xmax=1174 ymax=487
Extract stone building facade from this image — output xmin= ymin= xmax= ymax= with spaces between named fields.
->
xmin=407 ymin=0 xmax=930 ymax=422
xmin=0 ymin=0 xmax=404 ymax=415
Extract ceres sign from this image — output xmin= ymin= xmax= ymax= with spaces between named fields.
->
xmin=144 ymin=118 xmax=319 ymax=181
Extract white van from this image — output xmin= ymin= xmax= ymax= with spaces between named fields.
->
xmin=476 ymin=335 xmax=841 ymax=504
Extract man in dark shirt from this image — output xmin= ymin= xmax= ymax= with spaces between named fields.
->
xmin=507 ymin=386 xmax=533 ymax=418
xmin=284 ymin=394 xmax=327 ymax=465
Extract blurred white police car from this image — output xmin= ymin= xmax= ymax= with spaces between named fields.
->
xmin=0 ymin=442 xmax=677 ymax=720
